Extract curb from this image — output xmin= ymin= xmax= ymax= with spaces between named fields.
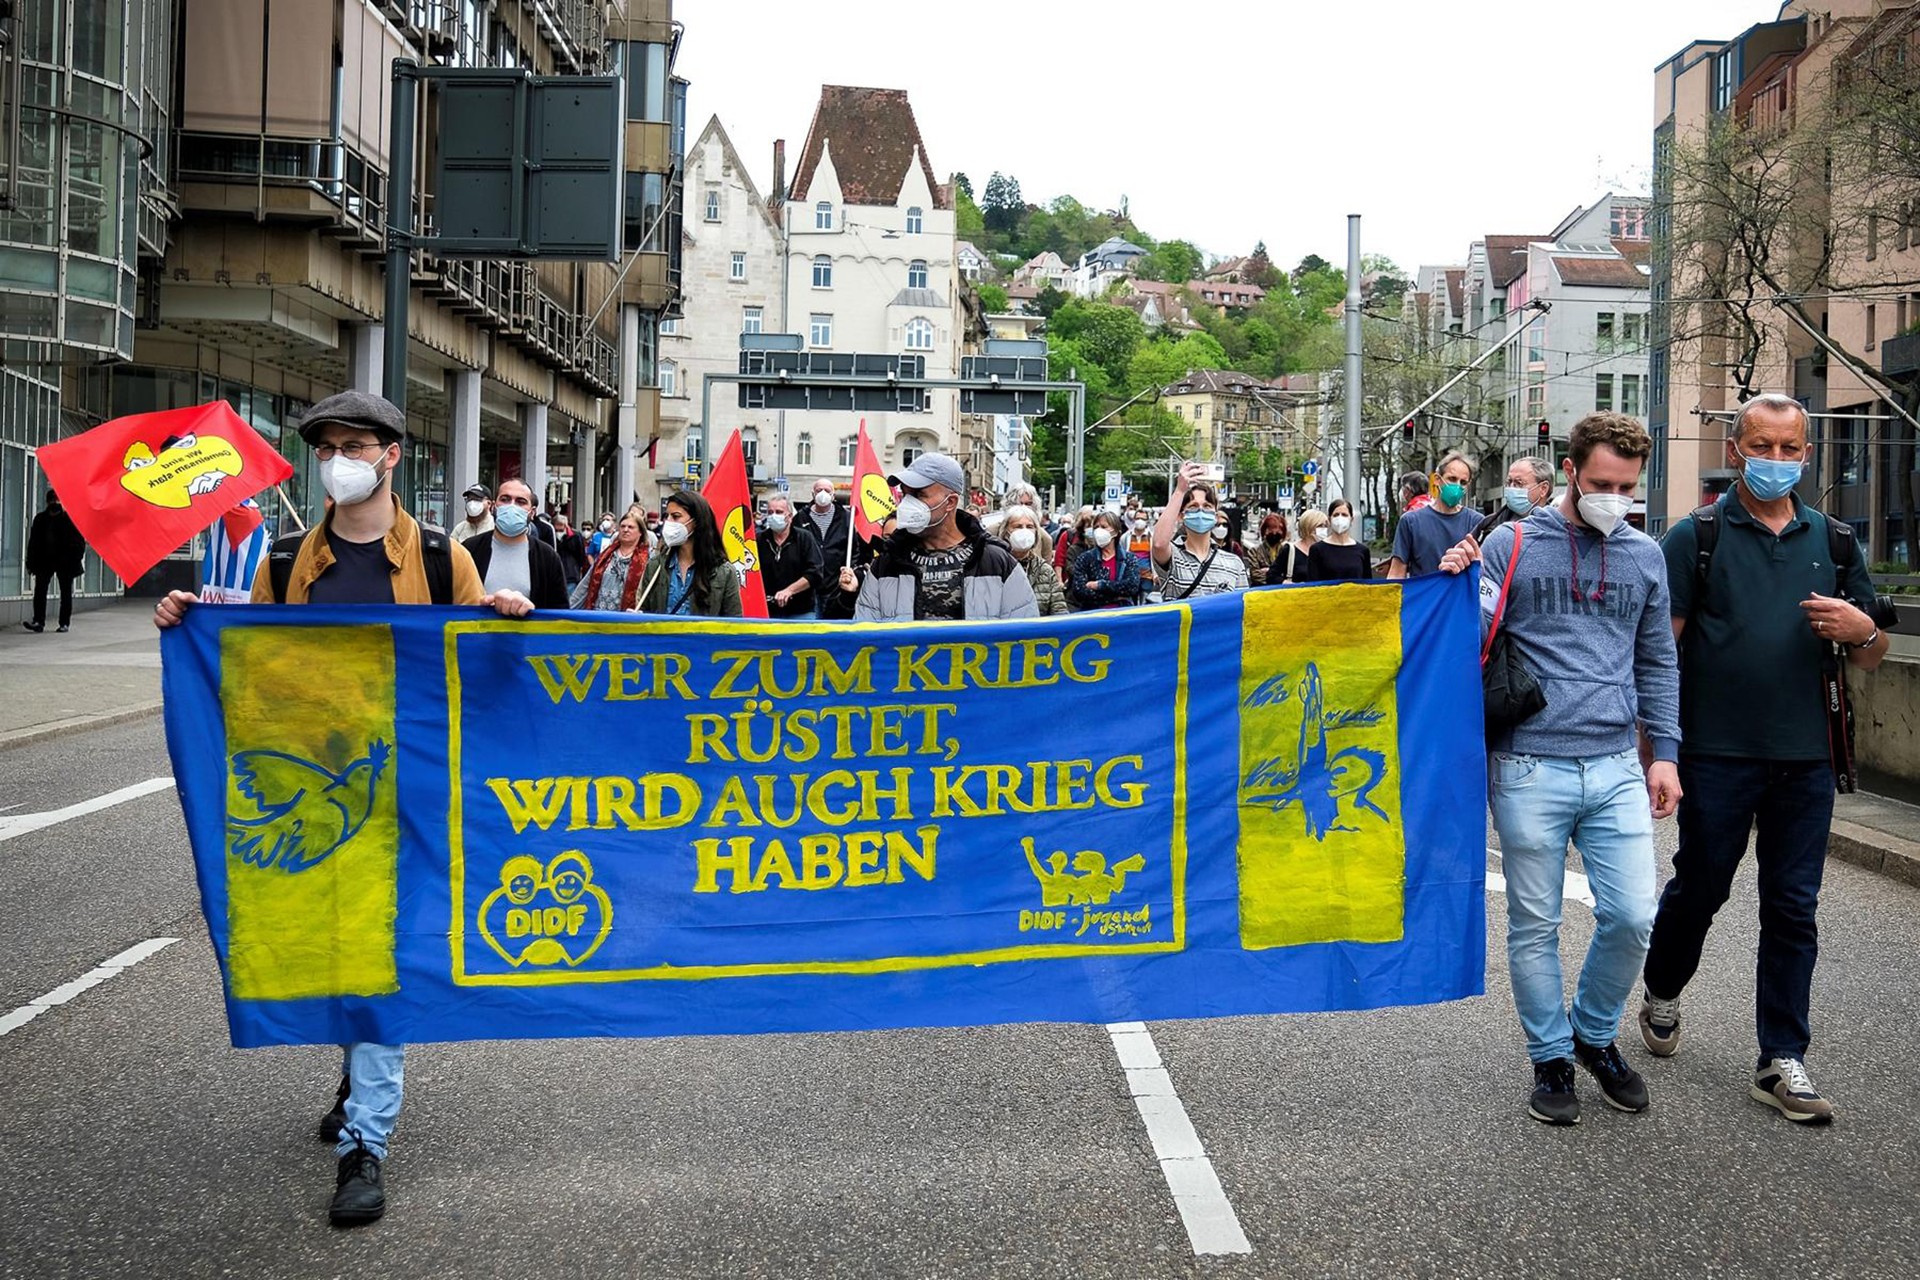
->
xmin=0 ymin=701 xmax=166 ymax=753
xmin=1828 ymin=818 xmax=1920 ymax=890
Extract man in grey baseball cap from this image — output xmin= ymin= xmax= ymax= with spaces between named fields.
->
xmin=852 ymin=450 xmax=1036 ymax=622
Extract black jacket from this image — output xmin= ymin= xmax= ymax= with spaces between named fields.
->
xmin=461 ymin=532 xmax=570 ymax=609
xmin=799 ymin=501 xmax=857 ymax=573
xmin=26 ymin=505 xmax=84 ymax=578
xmin=756 ymin=522 xmax=825 ymax=618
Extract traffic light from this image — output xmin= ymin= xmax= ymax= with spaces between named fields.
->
xmin=1402 ymin=419 xmax=1416 ymax=442
xmin=1537 ymin=419 xmax=1551 ymax=444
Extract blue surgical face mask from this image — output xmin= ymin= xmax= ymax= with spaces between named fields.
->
xmin=492 ymin=504 xmax=530 ymax=537
xmin=1183 ymin=509 xmax=1218 ymax=535
xmin=1503 ymin=486 xmax=1534 ymax=515
xmin=1741 ymin=453 xmax=1803 ymax=502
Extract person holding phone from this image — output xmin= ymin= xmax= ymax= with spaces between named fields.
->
xmin=1152 ymin=462 xmax=1249 ymax=599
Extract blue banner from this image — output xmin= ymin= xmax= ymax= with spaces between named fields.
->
xmin=161 ymin=574 xmax=1487 ymax=1047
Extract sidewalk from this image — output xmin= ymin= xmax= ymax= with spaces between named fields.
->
xmin=0 ymin=600 xmax=163 ymax=750
xmin=1831 ymin=789 xmax=1920 ymax=889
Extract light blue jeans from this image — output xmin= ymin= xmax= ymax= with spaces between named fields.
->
xmin=1489 ymin=749 xmax=1656 ymax=1064
xmin=336 ymin=1042 xmax=404 ymax=1160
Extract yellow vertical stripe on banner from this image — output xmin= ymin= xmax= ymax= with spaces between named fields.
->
xmin=1237 ymin=586 xmax=1405 ymax=949
xmin=222 ymin=625 xmax=399 ymax=1000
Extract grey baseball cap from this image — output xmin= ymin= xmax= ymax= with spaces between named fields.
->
xmin=296 ymin=390 xmax=407 ymax=445
xmin=889 ymin=452 xmax=966 ymax=495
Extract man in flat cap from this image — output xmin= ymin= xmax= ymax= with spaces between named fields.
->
xmin=853 ymin=451 xmax=1037 ymax=622
xmin=152 ymin=389 xmax=534 ymax=1227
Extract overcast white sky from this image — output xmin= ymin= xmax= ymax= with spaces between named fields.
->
xmin=678 ymin=0 xmax=1781 ymax=271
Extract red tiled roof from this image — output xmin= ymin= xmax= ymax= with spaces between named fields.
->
xmin=788 ymin=86 xmax=949 ymax=210
xmin=1445 ymin=268 xmax=1465 ymax=315
xmin=1484 ymin=235 xmax=1545 ymax=287
xmin=1552 ymin=255 xmax=1648 ymax=288
xmin=1612 ymin=239 xmax=1651 ymax=265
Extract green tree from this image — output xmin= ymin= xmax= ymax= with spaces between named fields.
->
xmin=955 ymin=184 xmax=985 ymax=243
xmin=1128 ymin=331 xmax=1228 ymax=392
xmin=952 ymin=172 xmax=973 ymax=200
xmin=981 ymin=172 xmax=1024 ymax=235
xmin=976 ymin=282 xmax=1009 ymax=313
xmin=1136 ymin=239 xmax=1205 ymax=284
xmin=1049 ymin=300 xmax=1145 ymax=385
xmin=1033 ymin=283 xmax=1069 ymax=319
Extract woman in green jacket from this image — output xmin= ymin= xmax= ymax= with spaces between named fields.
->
xmin=637 ymin=489 xmax=744 ymax=617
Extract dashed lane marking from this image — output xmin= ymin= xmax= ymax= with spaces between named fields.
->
xmin=0 ymin=777 xmax=174 ymax=844
xmin=0 ymin=938 xmax=181 ymax=1037
xmin=1107 ymin=1021 xmax=1252 ymax=1256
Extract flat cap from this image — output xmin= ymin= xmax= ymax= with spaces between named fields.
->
xmin=297 ymin=390 xmax=407 ymax=445
xmin=889 ymin=451 xmax=966 ymax=495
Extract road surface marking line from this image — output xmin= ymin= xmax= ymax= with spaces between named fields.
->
xmin=1105 ymin=1022 xmax=1252 ymax=1257
xmin=1487 ymin=849 xmax=1596 ymax=906
xmin=0 ymin=938 xmax=180 ymax=1038
xmin=0 ymin=777 xmax=175 ymax=844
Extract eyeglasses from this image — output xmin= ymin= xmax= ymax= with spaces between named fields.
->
xmin=312 ymin=441 xmax=386 ymax=461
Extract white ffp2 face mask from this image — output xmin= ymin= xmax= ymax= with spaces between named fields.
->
xmin=895 ymin=494 xmax=942 ymax=535
xmin=660 ymin=519 xmax=690 ymax=547
xmin=1576 ymin=489 xmax=1633 ymax=535
xmin=320 ymin=454 xmax=384 ymax=507
xmin=1008 ymin=528 xmax=1036 ymax=552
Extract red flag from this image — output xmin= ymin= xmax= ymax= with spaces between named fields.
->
xmin=222 ymin=499 xmax=265 ymax=549
xmin=34 ymin=401 xmax=294 ymax=583
xmin=851 ymin=420 xmax=896 ymax=540
xmin=701 ymin=428 xmax=769 ymax=618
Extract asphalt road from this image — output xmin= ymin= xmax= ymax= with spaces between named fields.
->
xmin=3 ymin=717 xmax=1918 ymax=1279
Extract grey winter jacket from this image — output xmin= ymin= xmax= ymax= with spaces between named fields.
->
xmin=853 ymin=512 xmax=1040 ymax=622
xmin=1479 ymin=504 xmax=1681 ymax=763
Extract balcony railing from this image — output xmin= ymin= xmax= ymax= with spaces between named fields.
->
xmin=174 ymin=131 xmax=386 ymax=239
xmin=1882 ymin=331 xmax=1920 ymax=379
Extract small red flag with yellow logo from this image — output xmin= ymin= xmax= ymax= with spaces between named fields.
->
xmin=700 ymin=428 xmax=769 ymax=618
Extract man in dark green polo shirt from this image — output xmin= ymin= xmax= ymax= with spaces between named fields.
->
xmin=1640 ymin=393 xmax=1890 ymax=1125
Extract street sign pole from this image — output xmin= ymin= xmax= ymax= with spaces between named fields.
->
xmin=383 ymin=60 xmax=421 ymax=413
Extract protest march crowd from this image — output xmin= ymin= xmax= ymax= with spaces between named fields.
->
xmin=142 ymin=387 xmax=1894 ymax=1227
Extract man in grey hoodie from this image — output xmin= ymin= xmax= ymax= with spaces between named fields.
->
xmin=1441 ymin=411 xmax=1683 ymax=1126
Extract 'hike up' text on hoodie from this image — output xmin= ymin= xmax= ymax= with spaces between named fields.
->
xmin=1478 ymin=503 xmax=1681 ymax=763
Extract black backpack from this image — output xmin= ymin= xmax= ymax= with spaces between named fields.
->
xmin=267 ymin=525 xmax=454 ymax=604
xmin=1688 ymin=500 xmax=1856 ymax=599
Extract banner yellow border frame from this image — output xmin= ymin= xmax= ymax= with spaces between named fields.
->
xmin=445 ymin=610 xmax=1192 ymax=986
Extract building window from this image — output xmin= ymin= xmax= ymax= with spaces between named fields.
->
xmin=1869 ymin=212 xmax=1880 ymax=260
xmin=1620 ymin=313 xmax=1644 ymax=346
xmin=810 ymin=313 xmax=833 ymax=347
xmin=660 ymin=316 xmax=679 ymax=336
xmin=659 ymin=360 xmax=677 ymax=397
xmin=905 ymin=317 xmax=934 ymax=350
xmin=730 ymin=252 xmax=746 ymax=281
xmin=1527 ymin=319 xmax=1546 ymax=364
xmin=812 ymin=255 xmax=832 ymax=288
xmin=1867 ymin=303 xmax=1878 ymax=350
xmin=906 ymin=206 xmax=923 ymax=235
xmin=742 ymin=306 xmax=762 ymax=335
xmin=838 ymin=435 xmax=857 ymax=466
xmin=1595 ymin=373 xmax=1614 ymax=412
xmin=1621 ymin=374 xmax=1643 ymax=417
xmin=1173 ymin=405 xmax=1184 ymax=418
xmin=741 ymin=434 xmax=759 ymax=467
xmin=1526 ymin=381 xmax=1545 ymax=419
xmin=907 ymin=259 xmax=929 ymax=290
xmin=901 ymin=439 xmax=926 ymax=467
xmin=704 ymin=188 xmax=720 ymax=222
xmin=684 ymin=432 xmax=704 ymax=463
xmin=1596 ymin=312 xmax=1615 ymax=348
xmin=815 ymin=201 xmax=833 ymax=230
xmin=797 ymin=432 xmax=813 ymax=466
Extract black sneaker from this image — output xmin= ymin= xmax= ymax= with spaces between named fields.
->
xmin=1528 ymin=1058 xmax=1580 ymax=1125
xmin=318 ymin=1073 xmax=350 ymax=1143
xmin=21 ymin=621 xmax=42 ymax=633
xmin=1574 ymin=1037 xmax=1650 ymax=1112
xmin=329 ymin=1144 xmax=386 ymax=1227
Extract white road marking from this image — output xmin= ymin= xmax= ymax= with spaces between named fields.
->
xmin=0 ymin=937 xmax=181 ymax=1037
xmin=1107 ymin=1021 xmax=1252 ymax=1256
xmin=1486 ymin=848 xmax=1596 ymax=907
xmin=0 ymin=776 xmax=174 ymax=844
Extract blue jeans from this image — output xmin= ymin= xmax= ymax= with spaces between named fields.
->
xmin=1489 ymin=749 xmax=1657 ymax=1063
xmin=1643 ymin=755 xmax=1833 ymax=1065
xmin=336 ymin=1042 xmax=404 ymax=1160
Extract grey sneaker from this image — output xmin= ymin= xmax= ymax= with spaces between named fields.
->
xmin=1639 ymin=992 xmax=1681 ymax=1057
xmin=1752 ymin=1057 xmax=1834 ymax=1124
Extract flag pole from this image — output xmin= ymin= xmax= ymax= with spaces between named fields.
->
xmin=276 ymin=484 xmax=307 ymax=532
